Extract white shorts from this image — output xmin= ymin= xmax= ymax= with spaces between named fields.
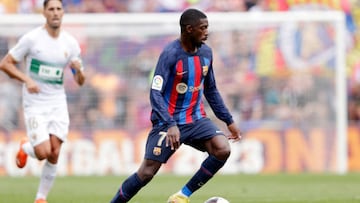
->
xmin=24 ymin=104 xmax=69 ymax=146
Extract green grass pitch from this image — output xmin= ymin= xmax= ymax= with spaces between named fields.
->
xmin=1 ymin=173 xmax=360 ymax=203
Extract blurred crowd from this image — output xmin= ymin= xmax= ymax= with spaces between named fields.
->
xmin=0 ymin=0 xmax=253 ymax=13
xmin=0 ymin=0 xmax=360 ymax=134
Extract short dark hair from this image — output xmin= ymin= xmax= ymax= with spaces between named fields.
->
xmin=180 ymin=8 xmax=207 ymax=30
xmin=43 ymin=0 xmax=63 ymax=8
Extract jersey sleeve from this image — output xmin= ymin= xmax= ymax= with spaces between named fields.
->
xmin=9 ymin=34 xmax=32 ymax=62
xmin=70 ymin=36 xmax=81 ymax=59
xmin=203 ymin=61 xmax=234 ymax=126
xmin=66 ymin=34 xmax=82 ymax=62
xmin=67 ymin=34 xmax=83 ymax=74
xmin=150 ymin=50 xmax=177 ymax=127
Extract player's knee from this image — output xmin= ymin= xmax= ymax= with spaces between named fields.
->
xmin=34 ymin=146 xmax=51 ymax=160
xmin=34 ymin=139 xmax=55 ymax=159
xmin=138 ymin=167 xmax=156 ymax=183
xmin=214 ymin=145 xmax=231 ymax=161
xmin=137 ymin=164 xmax=159 ymax=183
xmin=36 ymin=153 xmax=47 ymax=160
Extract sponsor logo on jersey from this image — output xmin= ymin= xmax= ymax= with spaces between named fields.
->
xmin=189 ymin=84 xmax=202 ymax=92
xmin=176 ymin=83 xmax=188 ymax=94
xmin=176 ymin=71 xmax=187 ymax=76
xmin=151 ymin=75 xmax=163 ymax=91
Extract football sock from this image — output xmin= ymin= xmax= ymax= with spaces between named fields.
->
xmin=182 ymin=155 xmax=226 ymax=196
xmin=179 ymin=186 xmax=192 ymax=197
xmin=22 ymin=142 xmax=36 ymax=158
xmin=110 ymin=173 xmax=145 ymax=203
xmin=36 ymin=161 xmax=57 ymax=200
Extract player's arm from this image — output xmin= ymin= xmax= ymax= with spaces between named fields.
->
xmin=203 ymin=65 xmax=233 ymax=125
xmin=150 ymin=52 xmax=176 ymax=127
xmin=150 ymin=51 xmax=180 ymax=150
xmin=69 ymin=38 xmax=85 ymax=86
xmin=151 ymin=85 xmax=181 ymax=150
xmin=150 ymin=86 xmax=176 ymax=126
xmin=203 ymin=64 xmax=241 ymax=141
xmin=0 ymin=54 xmax=39 ymax=93
xmin=70 ymin=57 xmax=85 ymax=86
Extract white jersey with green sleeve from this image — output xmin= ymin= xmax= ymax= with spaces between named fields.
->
xmin=9 ymin=26 xmax=81 ymax=107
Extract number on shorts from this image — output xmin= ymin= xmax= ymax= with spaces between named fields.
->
xmin=157 ymin=131 xmax=167 ymax=146
xmin=28 ymin=117 xmax=38 ymax=130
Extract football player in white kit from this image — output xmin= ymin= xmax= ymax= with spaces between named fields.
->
xmin=0 ymin=0 xmax=85 ymax=203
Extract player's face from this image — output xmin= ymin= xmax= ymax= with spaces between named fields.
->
xmin=43 ymin=0 xmax=64 ymax=29
xmin=190 ymin=18 xmax=209 ymax=48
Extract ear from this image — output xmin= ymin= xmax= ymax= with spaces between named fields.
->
xmin=185 ymin=25 xmax=193 ymax=33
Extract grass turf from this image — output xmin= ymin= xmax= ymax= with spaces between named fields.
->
xmin=1 ymin=173 xmax=360 ymax=203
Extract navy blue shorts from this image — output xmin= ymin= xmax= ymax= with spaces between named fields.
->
xmin=144 ymin=117 xmax=225 ymax=163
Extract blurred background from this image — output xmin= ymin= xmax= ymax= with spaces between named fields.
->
xmin=0 ymin=0 xmax=360 ymax=176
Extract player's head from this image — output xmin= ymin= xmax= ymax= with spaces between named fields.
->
xmin=180 ymin=8 xmax=208 ymax=47
xmin=43 ymin=0 xmax=64 ymax=30
xmin=43 ymin=0 xmax=62 ymax=8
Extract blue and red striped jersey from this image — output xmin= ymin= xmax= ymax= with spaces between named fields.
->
xmin=150 ymin=39 xmax=233 ymax=127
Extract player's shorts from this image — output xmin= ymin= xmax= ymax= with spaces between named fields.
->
xmin=23 ymin=103 xmax=69 ymax=146
xmin=144 ymin=117 xmax=225 ymax=163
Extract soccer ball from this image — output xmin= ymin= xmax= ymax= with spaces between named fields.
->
xmin=204 ymin=196 xmax=230 ymax=203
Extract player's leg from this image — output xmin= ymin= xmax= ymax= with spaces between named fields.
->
xmin=168 ymin=135 xmax=229 ymax=203
xmin=33 ymin=140 xmax=52 ymax=160
xmin=180 ymin=135 xmax=230 ymax=195
xmin=35 ymin=134 xmax=63 ymax=202
xmin=110 ymin=159 xmax=162 ymax=203
xmin=35 ymin=104 xmax=68 ymax=203
xmin=17 ymin=139 xmax=51 ymax=169
xmin=168 ymin=118 xmax=230 ymax=202
xmin=16 ymin=137 xmax=31 ymax=168
xmin=17 ymin=107 xmax=51 ymax=168
xmin=110 ymin=125 xmax=175 ymax=203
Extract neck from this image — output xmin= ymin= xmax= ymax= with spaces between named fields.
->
xmin=180 ymin=37 xmax=197 ymax=54
xmin=45 ymin=24 xmax=60 ymax=38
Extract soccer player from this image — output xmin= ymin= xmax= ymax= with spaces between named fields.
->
xmin=110 ymin=8 xmax=241 ymax=203
xmin=0 ymin=1 xmax=85 ymax=203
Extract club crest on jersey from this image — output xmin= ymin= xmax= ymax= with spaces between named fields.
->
xmin=202 ymin=66 xmax=208 ymax=76
xmin=153 ymin=147 xmax=162 ymax=156
xmin=176 ymin=82 xmax=188 ymax=94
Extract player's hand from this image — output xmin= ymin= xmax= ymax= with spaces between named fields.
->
xmin=25 ymin=79 xmax=40 ymax=94
xmin=70 ymin=57 xmax=85 ymax=86
xmin=166 ymin=125 xmax=180 ymax=150
xmin=226 ymin=123 xmax=241 ymax=142
xmin=70 ymin=57 xmax=83 ymax=73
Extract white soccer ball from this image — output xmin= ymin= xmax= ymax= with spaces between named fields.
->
xmin=204 ymin=196 xmax=230 ymax=203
